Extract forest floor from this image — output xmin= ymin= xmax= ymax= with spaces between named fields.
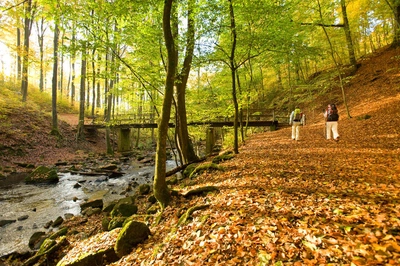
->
xmin=1 ymin=46 xmax=400 ymax=265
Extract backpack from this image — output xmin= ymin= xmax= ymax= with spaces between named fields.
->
xmin=293 ymin=108 xmax=302 ymax=121
xmin=327 ymin=104 xmax=339 ymax=121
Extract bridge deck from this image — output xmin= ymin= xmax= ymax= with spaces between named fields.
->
xmin=83 ymin=120 xmax=282 ymax=129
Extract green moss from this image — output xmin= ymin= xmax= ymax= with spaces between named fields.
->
xmin=189 ymin=163 xmax=224 ymax=179
xmin=25 ymin=166 xmax=59 ymax=183
xmin=212 ymin=153 xmax=234 ymax=164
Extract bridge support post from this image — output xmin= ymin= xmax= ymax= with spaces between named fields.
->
xmin=118 ymin=128 xmax=132 ymax=152
xmin=206 ymin=127 xmax=215 ymax=155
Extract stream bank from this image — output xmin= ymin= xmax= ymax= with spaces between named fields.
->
xmin=0 ymin=154 xmax=176 ymax=257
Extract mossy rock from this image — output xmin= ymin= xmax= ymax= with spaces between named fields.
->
xmin=110 ymin=197 xmax=137 ymax=218
xmin=80 ymin=199 xmax=103 ymax=211
xmin=111 ymin=204 xmax=137 ymax=218
xmin=138 ymin=184 xmax=151 ymax=195
xmin=56 ymin=229 xmax=120 ymax=266
xmin=29 ymin=231 xmax=46 ymax=250
xmin=102 ymin=200 xmax=118 ymax=213
xmin=114 ymin=221 xmax=151 ymax=258
xmin=166 ymin=175 xmax=178 ymax=185
xmin=25 ymin=166 xmax=59 ymax=184
xmin=108 ymin=217 xmax=126 ymax=231
xmin=102 ymin=217 xmax=111 ymax=231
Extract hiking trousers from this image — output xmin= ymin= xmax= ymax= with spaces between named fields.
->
xmin=326 ymin=121 xmax=339 ymax=140
xmin=291 ymin=121 xmax=301 ymax=140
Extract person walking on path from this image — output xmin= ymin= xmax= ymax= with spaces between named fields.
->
xmin=324 ymin=103 xmax=340 ymax=141
xmin=289 ymin=106 xmax=303 ymax=141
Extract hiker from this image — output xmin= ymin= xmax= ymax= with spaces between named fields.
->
xmin=289 ymin=106 xmax=303 ymax=141
xmin=324 ymin=103 xmax=340 ymax=141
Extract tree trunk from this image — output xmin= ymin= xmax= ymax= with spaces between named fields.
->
xmin=390 ymin=1 xmax=400 ymax=46
xmin=175 ymin=0 xmax=198 ymax=165
xmin=91 ymin=48 xmax=96 ymax=117
xmin=154 ymin=0 xmax=175 ymax=209
xmin=21 ymin=0 xmax=33 ymax=102
xmin=340 ymin=0 xmax=357 ymax=70
xmin=17 ymin=28 xmax=21 ymax=82
xmin=36 ymin=18 xmax=45 ymax=92
xmin=51 ymin=22 xmax=60 ymax=136
xmin=228 ymin=0 xmax=239 ymax=154
xmin=70 ymin=30 xmax=76 ymax=106
xmin=76 ymin=44 xmax=87 ymax=141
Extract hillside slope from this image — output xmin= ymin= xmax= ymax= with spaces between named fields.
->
xmin=0 ymin=100 xmax=105 ymax=178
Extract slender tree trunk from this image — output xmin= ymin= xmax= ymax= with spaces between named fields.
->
xmin=91 ymin=48 xmax=96 ymax=117
xmin=154 ymin=0 xmax=175 ymax=209
xmin=70 ymin=27 xmax=76 ymax=106
xmin=228 ymin=0 xmax=239 ymax=154
xmin=175 ymin=0 xmax=198 ymax=164
xmin=59 ymin=33 xmax=64 ymax=97
xmin=96 ymin=54 xmax=101 ymax=108
xmin=76 ymin=44 xmax=87 ymax=141
xmin=105 ymin=47 xmax=115 ymax=155
xmin=21 ymin=0 xmax=33 ymax=102
xmin=17 ymin=28 xmax=21 ymax=81
xmin=36 ymin=18 xmax=45 ymax=92
xmin=51 ymin=23 xmax=60 ymax=136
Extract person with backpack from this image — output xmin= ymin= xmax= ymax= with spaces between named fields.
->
xmin=324 ymin=103 xmax=340 ymax=141
xmin=289 ymin=106 xmax=303 ymax=141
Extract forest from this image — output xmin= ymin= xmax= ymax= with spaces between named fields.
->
xmin=1 ymin=0 xmax=400 ymax=265
xmin=1 ymin=0 xmax=399 ymax=206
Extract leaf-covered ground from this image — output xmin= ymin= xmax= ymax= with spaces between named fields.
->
xmin=1 ymin=47 xmax=400 ymax=265
xmin=111 ymin=96 xmax=399 ymax=265
xmin=110 ymin=47 xmax=400 ymax=265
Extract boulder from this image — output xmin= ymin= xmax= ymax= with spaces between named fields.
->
xmin=80 ymin=199 xmax=103 ymax=211
xmin=29 ymin=231 xmax=46 ymax=250
xmin=110 ymin=197 xmax=137 ymax=218
xmin=56 ymin=229 xmax=120 ymax=266
xmin=25 ymin=166 xmax=59 ymax=184
xmin=114 ymin=221 xmax=150 ymax=258
xmin=138 ymin=184 xmax=150 ymax=195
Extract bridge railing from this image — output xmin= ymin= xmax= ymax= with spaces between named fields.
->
xmin=85 ymin=108 xmax=290 ymax=127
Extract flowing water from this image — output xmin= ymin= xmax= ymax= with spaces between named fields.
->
xmin=0 ymin=160 xmax=176 ymax=257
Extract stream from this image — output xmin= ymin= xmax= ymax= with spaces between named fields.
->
xmin=0 ymin=160 xmax=176 ymax=257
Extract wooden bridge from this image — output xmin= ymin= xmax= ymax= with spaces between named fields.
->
xmin=83 ymin=109 xmax=289 ymax=129
xmin=83 ymin=109 xmax=290 ymax=153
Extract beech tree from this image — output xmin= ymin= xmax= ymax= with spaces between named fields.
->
xmin=174 ymin=0 xmax=198 ymax=164
xmin=154 ymin=0 xmax=175 ymax=209
xmin=21 ymin=0 xmax=35 ymax=102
